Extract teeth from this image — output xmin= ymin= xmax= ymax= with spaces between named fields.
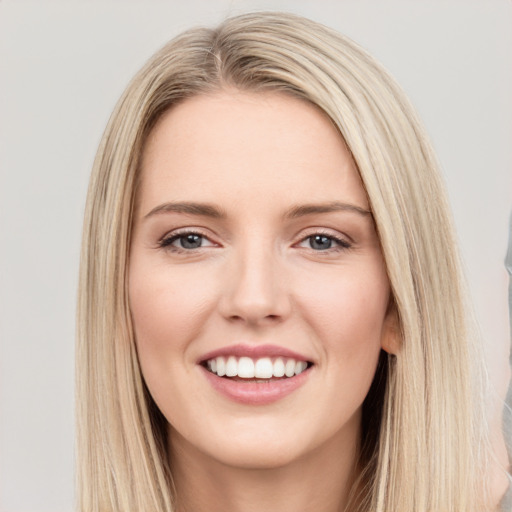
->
xmin=254 ymin=357 xmax=273 ymax=378
xmin=238 ymin=357 xmax=255 ymax=378
xmin=295 ymin=361 xmax=307 ymax=375
xmin=285 ymin=359 xmax=296 ymax=377
xmin=205 ymin=356 xmax=310 ymax=379
xmin=216 ymin=357 xmax=226 ymax=377
xmin=273 ymin=357 xmax=285 ymax=377
xmin=226 ymin=356 xmax=237 ymax=377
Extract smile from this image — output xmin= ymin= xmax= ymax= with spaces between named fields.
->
xmin=204 ymin=356 xmax=310 ymax=379
xmin=198 ymin=345 xmax=314 ymax=405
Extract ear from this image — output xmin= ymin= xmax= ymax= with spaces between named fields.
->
xmin=380 ymin=298 xmax=401 ymax=355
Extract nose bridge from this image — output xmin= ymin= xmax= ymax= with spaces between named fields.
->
xmin=220 ymin=234 xmax=289 ymax=323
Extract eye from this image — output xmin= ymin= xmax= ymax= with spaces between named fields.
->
xmin=297 ymin=233 xmax=351 ymax=251
xmin=309 ymin=235 xmax=334 ymax=250
xmin=159 ymin=231 xmax=216 ymax=251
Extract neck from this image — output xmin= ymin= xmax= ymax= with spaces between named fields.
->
xmin=168 ymin=419 xmax=362 ymax=512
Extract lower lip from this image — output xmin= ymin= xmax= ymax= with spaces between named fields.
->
xmin=200 ymin=366 xmax=312 ymax=405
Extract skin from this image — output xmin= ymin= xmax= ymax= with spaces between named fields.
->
xmin=129 ymin=90 xmax=397 ymax=512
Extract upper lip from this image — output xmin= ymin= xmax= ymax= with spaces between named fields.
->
xmin=198 ymin=344 xmax=313 ymax=364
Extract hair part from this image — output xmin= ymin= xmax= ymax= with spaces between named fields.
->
xmin=77 ymin=11 xmax=495 ymax=512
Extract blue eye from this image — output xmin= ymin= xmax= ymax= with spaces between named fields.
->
xmin=160 ymin=232 xmax=214 ymax=250
xmin=298 ymin=234 xmax=351 ymax=251
xmin=309 ymin=235 xmax=334 ymax=250
xmin=176 ymin=234 xmax=204 ymax=249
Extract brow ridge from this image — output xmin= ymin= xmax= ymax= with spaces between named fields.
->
xmin=144 ymin=200 xmax=371 ymax=220
xmin=284 ymin=201 xmax=371 ymax=219
xmin=144 ymin=201 xmax=227 ymax=219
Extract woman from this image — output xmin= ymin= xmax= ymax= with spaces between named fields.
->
xmin=77 ymin=11 xmax=505 ymax=512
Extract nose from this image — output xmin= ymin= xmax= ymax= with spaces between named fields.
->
xmin=218 ymin=243 xmax=291 ymax=326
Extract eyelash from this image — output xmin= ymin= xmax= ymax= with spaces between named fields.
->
xmin=298 ymin=231 xmax=352 ymax=252
xmin=158 ymin=229 xmax=213 ymax=253
xmin=158 ymin=230 xmax=352 ymax=253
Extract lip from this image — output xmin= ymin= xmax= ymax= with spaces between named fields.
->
xmin=200 ymin=364 xmax=313 ymax=405
xmin=198 ymin=343 xmax=312 ymax=364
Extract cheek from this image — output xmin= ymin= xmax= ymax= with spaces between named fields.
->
xmin=292 ymin=261 xmax=389 ymax=385
xmin=296 ymin=264 xmax=389 ymax=342
xmin=128 ymin=262 xmax=216 ymax=370
xmin=128 ymin=260 xmax=222 ymax=424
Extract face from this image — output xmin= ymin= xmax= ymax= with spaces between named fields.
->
xmin=129 ymin=90 xmax=395 ymax=470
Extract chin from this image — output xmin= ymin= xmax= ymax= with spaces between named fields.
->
xmin=168 ymin=413 xmax=345 ymax=473
xmin=203 ymin=440 xmax=306 ymax=471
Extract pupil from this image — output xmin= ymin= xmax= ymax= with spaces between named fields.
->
xmin=181 ymin=234 xmax=202 ymax=249
xmin=311 ymin=235 xmax=332 ymax=250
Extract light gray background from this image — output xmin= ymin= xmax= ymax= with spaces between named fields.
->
xmin=1 ymin=1 xmax=511 ymax=510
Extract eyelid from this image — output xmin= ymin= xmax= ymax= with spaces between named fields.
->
xmin=156 ymin=226 xmax=352 ymax=252
xmin=158 ymin=227 xmax=219 ymax=249
xmin=295 ymin=227 xmax=352 ymax=243
xmin=293 ymin=228 xmax=353 ymax=251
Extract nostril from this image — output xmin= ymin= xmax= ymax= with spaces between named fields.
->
xmin=226 ymin=313 xmax=284 ymax=325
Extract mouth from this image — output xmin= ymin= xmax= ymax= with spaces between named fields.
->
xmin=201 ymin=356 xmax=313 ymax=381
xmin=198 ymin=346 xmax=314 ymax=405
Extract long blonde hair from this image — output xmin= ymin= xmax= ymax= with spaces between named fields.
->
xmin=77 ymin=11 xmax=494 ymax=511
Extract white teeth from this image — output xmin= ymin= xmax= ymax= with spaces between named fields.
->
xmin=295 ymin=361 xmax=307 ymax=375
xmin=206 ymin=356 xmax=310 ymax=379
xmin=226 ymin=356 xmax=237 ymax=377
xmin=216 ymin=356 xmax=226 ymax=377
xmin=238 ymin=357 xmax=255 ymax=378
xmin=284 ymin=359 xmax=296 ymax=377
xmin=273 ymin=357 xmax=285 ymax=377
xmin=254 ymin=357 xmax=273 ymax=378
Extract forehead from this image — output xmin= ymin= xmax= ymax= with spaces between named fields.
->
xmin=138 ymin=90 xmax=369 ymax=215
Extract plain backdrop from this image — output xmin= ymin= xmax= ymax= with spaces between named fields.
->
xmin=1 ymin=1 xmax=511 ymax=510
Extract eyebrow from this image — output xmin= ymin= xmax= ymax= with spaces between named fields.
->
xmin=143 ymin=200 xmax=371 ymax=220
xmin=144 ymin=201 xmax=227 ymax=219
xmin=284 ymin=201 xmax=371 ymax=219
